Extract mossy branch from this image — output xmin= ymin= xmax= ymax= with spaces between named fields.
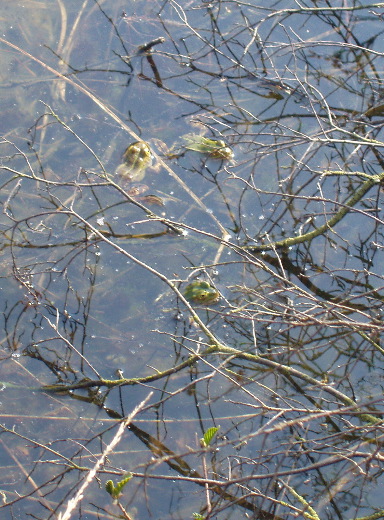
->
xmin=354 ymin=510 xmax=384 ymax=520
xmin=281 ymin=481 xmax=320 ymax=520
xmin=42 ymin=342 xmax=381 ymax=426
xmin=247 ymin=170 xmax=384 ymax=252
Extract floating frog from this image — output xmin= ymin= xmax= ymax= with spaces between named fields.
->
xmin=115 ymin=141 xmax=164 ymax=205
xmin=184 ymin=281 xmax=220 ymax=305
xmin=116 ymin=141 xmax=153 ymax=183
xmin=182 ymin=134 xmax=234 ymax=160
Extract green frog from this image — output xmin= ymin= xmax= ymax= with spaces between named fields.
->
xmin=115 ymin=141 xmax=164 ymax=205
xmin=184 ymin=281 xmax=220 ymax=305
xmin=116 ymin=141 xmax=153 ymax=182
xmin=182 ymin=134 xmax=234 ymax=160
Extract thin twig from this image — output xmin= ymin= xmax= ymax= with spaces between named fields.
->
xmin=57 ymin=392 xmax=153 ymax=520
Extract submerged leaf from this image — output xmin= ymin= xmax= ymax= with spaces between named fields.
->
xmin=364 ymin=103 xmax=384 ymax=118
xmin=139 ymin=194 xmax=165 ymax=206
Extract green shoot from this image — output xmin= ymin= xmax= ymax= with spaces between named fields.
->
xmin=192 ymin=513 xmax=205 ymax=520
xmin=200 ymin=426 xmax=220 ymax=448
xmin=105 ymin=473 xmax=133 ymax=499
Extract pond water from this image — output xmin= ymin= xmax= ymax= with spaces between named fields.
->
xmin=1 ymin=1 xmax=384 ymax=519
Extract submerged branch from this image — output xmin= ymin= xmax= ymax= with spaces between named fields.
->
xmin=41 ymin=343 xmax=381 ymax=426
xmin=246 ymin=170 xmax=384 ymax=252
